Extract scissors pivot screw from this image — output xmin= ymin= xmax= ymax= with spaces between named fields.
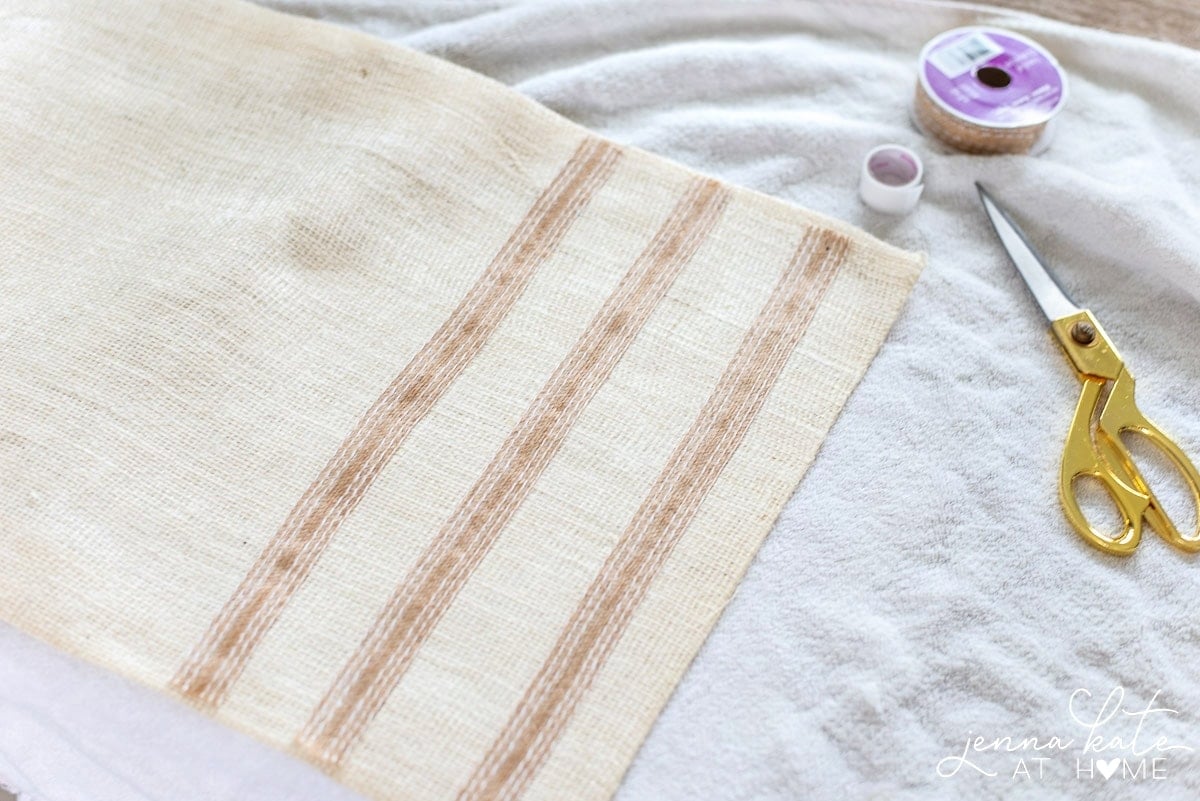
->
xmin=1070 ymin=321 xmax=1096 ymax=345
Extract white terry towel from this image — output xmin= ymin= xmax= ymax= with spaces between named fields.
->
xmin=2 ymin=1 xmax=1199 ymax=800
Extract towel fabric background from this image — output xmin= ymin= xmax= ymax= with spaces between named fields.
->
xmin=3 ymin=1 xmax=1200 ymax=800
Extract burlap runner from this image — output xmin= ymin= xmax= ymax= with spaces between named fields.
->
xmin=0 ymin=1 xmax=922 ymax=798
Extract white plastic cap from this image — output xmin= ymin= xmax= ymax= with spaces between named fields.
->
xmin=859 ymin=144 xmax=924 ymax=215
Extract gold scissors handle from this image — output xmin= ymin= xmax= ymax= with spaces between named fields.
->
xmin=1054 ymin=311 xmax=1200 ymax=555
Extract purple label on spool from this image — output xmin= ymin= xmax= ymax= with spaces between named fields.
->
xmin=920 ymin=28 xmax=1066 ymax=127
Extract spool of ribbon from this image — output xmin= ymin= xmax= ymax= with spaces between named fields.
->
xmin=913 ymin=27 xmax=1068 ymax=155
xmin=859 ymin=144 xmax=924 ymax=215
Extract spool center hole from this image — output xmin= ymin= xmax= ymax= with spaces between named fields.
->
xmin=976 ymin=66 xmax=1011 ymax=88
xmin=867 ymin=149 xmax=919 ymax=187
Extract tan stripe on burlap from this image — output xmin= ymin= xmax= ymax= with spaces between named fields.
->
xmin=458 ymin=227 xmax=849 ymax=801
xmin=171 ymin=137 xmax=622 ymax=709
xmin=295 ymin=177 xmax=732 ymax=770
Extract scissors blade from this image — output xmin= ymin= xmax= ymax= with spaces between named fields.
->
xmin=976 ymin=182 xmax=1081 ymax=322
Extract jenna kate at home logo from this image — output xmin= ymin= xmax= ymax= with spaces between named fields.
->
xmin=937 ymin=687 xmax=1193 ymax=782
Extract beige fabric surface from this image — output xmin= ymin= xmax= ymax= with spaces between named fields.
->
xmin=0 ymin=1 xmax=922 ymax=799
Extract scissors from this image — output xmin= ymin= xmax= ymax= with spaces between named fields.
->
xmin=976 ymin=183 xmax=1200 ymax=555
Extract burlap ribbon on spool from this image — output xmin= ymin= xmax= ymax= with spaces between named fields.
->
xmin=913 ymin=83 xmax=1048 ymax=154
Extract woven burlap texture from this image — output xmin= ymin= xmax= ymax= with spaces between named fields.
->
xmin=0 ymin=1 xmax=922 ymax=799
